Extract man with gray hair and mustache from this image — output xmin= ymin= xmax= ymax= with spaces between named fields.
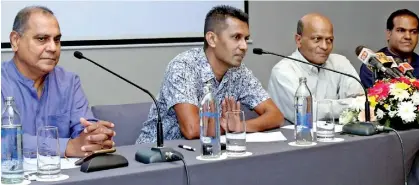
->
xmin=1 ymin=6 xmax=116 ymax=157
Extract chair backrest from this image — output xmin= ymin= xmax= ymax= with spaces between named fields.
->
xmin=91 ymin=102 xmax=259 ymax=146
xmin=91 ymin=102 xmax=152 ymax=146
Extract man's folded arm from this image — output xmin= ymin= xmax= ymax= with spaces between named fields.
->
xmin=164 ymin=60 xmax=200 ymax=140
xmin=239 ymin=68 xmax=285 ymax=131
xmin=65 ymin=75 xmax=99 ymax=157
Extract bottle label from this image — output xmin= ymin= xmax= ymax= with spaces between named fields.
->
xmin=1 ymin=129 xmax=23 ymax=136
xmin=1 ymin=128 xmax=22 ymax=161
xmin=199 ymin=112 xmax=219 ymax=118
xmin=296 ymin=112 xmax=312 ymax=129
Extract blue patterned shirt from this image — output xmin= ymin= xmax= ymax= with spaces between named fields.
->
xmin=136 ymin=48 xmax=269 ymax=144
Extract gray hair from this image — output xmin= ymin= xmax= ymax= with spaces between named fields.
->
xmin=12 ymin=6 xmax=54 ymax=35
xmin=296 ymin=19 xmax=304 ymax=35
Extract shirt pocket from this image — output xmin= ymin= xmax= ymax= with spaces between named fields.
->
xmin=47 ymin=112 xmax=71 ymax=138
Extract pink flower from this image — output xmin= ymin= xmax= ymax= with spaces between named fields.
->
xmin=368 ymin=82 xmax=390 ymax=101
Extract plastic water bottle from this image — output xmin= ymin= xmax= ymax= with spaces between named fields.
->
xmin=199 ymin=83 xmax=221 ymax=158
xmin=294 ymin=77 xmax=314 ymax=145
xmin=1 ymin=97 xmax=24 ymax=184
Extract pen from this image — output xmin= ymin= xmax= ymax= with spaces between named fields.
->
xmin=178 ymin=144 xmax=196 ymax=152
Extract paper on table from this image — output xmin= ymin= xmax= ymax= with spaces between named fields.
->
xmin=281 ymin=125 xmax=295 ymax=130
xmin=24 ymin=157 xmax=80 ymax=173
xmin=281 ymin=123 xmax=343 ymax=133
xmin=221 ymin=131 xmax=287 ymax=143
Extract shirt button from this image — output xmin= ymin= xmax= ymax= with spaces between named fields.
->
xmin=311 ymin=68 xmax=318 ymax=74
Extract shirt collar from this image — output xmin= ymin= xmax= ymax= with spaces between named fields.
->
xmin=7 ymin=59 xmax=51 ymax=88
xmin=197 ymin=47 xmax=233 ymax=85
xmin=197 ymin=48 xmax=215 ymax=84
xmin=8 ymin=59 xmax=35 ymax=86
xmin=292 ymin=49 xmax=325 ymax=75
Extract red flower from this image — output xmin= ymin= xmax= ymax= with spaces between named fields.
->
xmin=399 ymin=77 xmax=411 ymax=85
xmin=376 ymin=79 xmax=384 ymax=84
xmin=368 ymin=82 xmax=390 ymax=101
xmin=390 ymin=78 xmax=399 ymax=83
xmin=412 ymin=81 xmax=419 ymax=89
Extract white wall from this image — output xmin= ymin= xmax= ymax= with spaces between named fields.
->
xmin=1 ymin=1 xmax=245 ymax=42
xmin=2 ymin=1 xmax=419 ymax=106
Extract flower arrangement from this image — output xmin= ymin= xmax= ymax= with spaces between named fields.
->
xmin=339 ymin=77 xmax=419 ymax=130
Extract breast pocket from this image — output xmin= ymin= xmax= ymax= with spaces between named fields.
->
xmin=47 ymin=113 xmax=71 ymax=138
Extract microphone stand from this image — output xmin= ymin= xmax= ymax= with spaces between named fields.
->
xmin=253 ymin=48 xmax=371 ymax=123
xmin=372 ymin=68 xmax=378 ymax=85
xmin=74 ymin=51 xmax=183 ymax=164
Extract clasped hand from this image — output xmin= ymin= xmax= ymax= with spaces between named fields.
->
xmin=66 ymin=118 xmax=116 ymax=157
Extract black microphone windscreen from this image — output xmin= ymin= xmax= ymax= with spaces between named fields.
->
xmin=253 ymin=48 xmax=263 ymax=55
xmin=355 ymin=45 xmax=366 ymax=56
xmin=74 ymin=51 xmax=84 ymax=59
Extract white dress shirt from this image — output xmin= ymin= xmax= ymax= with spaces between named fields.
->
xmin=268 ymin=49 xmax=364 ymax=123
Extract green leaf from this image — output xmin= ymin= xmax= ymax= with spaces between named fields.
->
xmin=385 ymin=119 xmax=391 ymax=127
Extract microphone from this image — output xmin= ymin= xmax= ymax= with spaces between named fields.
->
xmin=375 ymin=52 xmax=392 ymax=66
xmin=355 ymin=46 xmax=399 ymax=78
xmin=253 ymin=48 xmax=394 ymax=136
xmin=253 ymin=48 xmax=371 ymax=122
xmin=252 ymin=48 xmax=264 ymax=55
xmin=394 ymin=58 xmax=415 ymax=78
xmin=387 ymin=56 xmax=405 ymax=77
xmin=370 ymin=53 xmax=403 ymax=77
xmin=73 ymin=51 xmax=183 ymax=164
xmin=375 ymin=53 xmax=402 ymax=77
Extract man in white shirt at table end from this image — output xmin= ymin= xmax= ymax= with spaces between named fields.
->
xmin=267 ymin=13 xmax=364 ymax=123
